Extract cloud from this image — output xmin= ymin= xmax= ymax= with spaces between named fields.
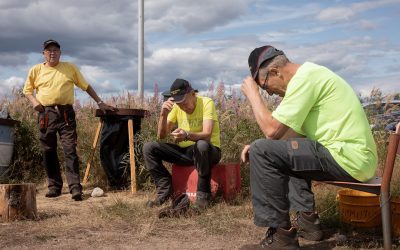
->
xmin=0 ymin=76 xmax=25 ymax=97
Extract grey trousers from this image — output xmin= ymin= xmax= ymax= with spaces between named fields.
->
xmin=249 ymin=138 xmax=359 ymax=228
xmin=39 ymin=105 xmax=81 ymax=193
xmin=143 ymin=140 xmax=221 ymax=200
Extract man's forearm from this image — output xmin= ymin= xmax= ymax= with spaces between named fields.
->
xmin=157 ymin=114 xmax=169 ymax=139
xmin=86 ymin=85 xmax=102 ymax=104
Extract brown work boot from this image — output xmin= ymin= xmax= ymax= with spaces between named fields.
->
xmin=292 ymin=211 xmax=324 ymax=241
xmin=260 ymin=227 xmax=300 ymax=250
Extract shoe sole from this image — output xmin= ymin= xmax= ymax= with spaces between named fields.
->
xmin=298 ymin=230 xmax=324 ymax=241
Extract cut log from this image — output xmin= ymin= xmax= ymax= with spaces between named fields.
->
xmin=0 ymin=183 xmax=37 ymax=222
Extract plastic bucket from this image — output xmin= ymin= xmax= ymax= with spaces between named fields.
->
xmin=392 ymin=197 xmax=400 ymax=237
xmin=337 ymin=189 xmax=381 ymax=228
xmin=0 ymin=118 xmax=20 ymax=183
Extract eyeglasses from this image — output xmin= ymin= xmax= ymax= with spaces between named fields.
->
xmin=258 ymin=70 xmax=269 ymax=90
xmin=44 ymin=49 xmax=60 ymax=54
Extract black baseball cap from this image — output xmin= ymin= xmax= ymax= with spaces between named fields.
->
xmin=248 ymin=45 xmax=284 ymax=79
xmin=166 ymin=78 xmax=194 ymax=103
xmin=43 ymin=39 xmax=61 ymax=50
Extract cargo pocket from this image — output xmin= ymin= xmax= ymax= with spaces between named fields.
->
xmin=38 ymin=111 xmax=48 ymax=133
xmin=287 ymin=138 xmax=323 ymax=172
xmin=64 ymin=109 xmax=77 ymax=129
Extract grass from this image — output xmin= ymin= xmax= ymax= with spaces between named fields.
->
xmin=1 ymin=85 xmax=400 ymax=249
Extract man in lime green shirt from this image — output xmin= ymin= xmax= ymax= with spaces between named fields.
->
xmin=23 ymin=39 xmax=114 ymax=201
xmin=143 ymin=78 xmax=221 ymax=210
xmin=240 ymin=45 xmax=377 ymax=249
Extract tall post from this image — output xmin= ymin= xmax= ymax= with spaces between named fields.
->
xmin=138 ymin=0 xmax=144 ymax=101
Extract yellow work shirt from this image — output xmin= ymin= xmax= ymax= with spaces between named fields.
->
xmin=167 ymin=96 xmax=221 ymax=148
xmin=23 ymin=62 xmax=89 ymax=106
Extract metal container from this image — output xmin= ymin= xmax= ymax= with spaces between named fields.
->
xmin=0 ymin=118 xmax=20 ymax=183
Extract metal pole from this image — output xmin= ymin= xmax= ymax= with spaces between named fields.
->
xmin=138 ymin=0 xmax=144 ymax=100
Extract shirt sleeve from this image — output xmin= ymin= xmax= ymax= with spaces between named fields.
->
xmin=272 ymin=76 xmax=317 ymax=134
xmin=23 ymin=65 xmax=39 ymax=95
xmin=167 ymin=104 xmax=178 ymax=123
xmin=71 ymin=63 xmax=90 ymax=91
xmin=203 ymin=98 xmax=216 ymax=121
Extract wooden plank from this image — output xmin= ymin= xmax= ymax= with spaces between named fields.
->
xmin=83 ymin=121 xmax=103 ymax=184
xmin=128 ymin=119 xmax=137 ymax=193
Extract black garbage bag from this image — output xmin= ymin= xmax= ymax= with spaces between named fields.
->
xmin=99 ymin=115 xmax=142 ymax=189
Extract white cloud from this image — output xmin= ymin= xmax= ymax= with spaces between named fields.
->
xmin=0 ymin=76 xmax=25 ymax=97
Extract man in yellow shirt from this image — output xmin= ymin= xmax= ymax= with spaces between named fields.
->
xmin=143 ymin=79 xmax=221 ymax=210
xmin=23 ymin=39 xmax=114 ymax=201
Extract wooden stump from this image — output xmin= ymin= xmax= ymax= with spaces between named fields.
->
xmin=0 ymin=183 xmax=37 ymax=222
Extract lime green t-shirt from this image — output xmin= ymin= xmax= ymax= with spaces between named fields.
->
xmin=23 ymin=62 xmax=89 ymax=106
xmin=167 ymin=96 xmax=221 ymax=148
xmin=272 ymin=62 xmax=377 ymax=182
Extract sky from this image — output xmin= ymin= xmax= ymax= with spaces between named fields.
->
xmin=0 ymin=0 xmax=399 ymax=102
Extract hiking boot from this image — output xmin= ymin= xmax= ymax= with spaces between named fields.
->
xmin=71 ymin=187 xmax=83 ymax=201
xmin=260 ymin=227 xmax=300 ymax=250
xmin=45 ymin=189 xmax=61 ymax=198
xmin=191 ymin=191 xmax=210 ymax=212
xmin=292 ymin=211 xmax=324 ymax=241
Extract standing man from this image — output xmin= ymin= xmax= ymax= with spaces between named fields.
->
xmin=23 ymin=39 xmax=114 ymax=201
xmin=143 ymin=78 xmax=221 ymax=210
xmin=240 ymin=45 xmax=377 ymax=249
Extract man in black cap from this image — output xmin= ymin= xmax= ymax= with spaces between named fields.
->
xmin=143 ymin=78 xmax=221 ymax=211
xmin=23 ymin=39 xmax=114 ymax=201
xmin=240 ymin=45 xmax=377 ymax=249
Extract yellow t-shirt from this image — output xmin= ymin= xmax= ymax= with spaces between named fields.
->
xmin=23 ymin=62 xmax=89 ymax=106
xmin=167 ymin=96 xmax=221 ymax=148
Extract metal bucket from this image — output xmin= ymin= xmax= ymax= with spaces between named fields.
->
xmin=0 ymin=118 xmax=20 ymax=183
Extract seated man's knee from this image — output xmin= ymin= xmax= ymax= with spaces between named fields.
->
xmin=143 ymin=141 xmax=159 ymax=156
xmin=195 ymin=140 xmax=210 ymax=153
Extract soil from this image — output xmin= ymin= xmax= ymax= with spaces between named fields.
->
xmin=0 ymin=184 xmax=394 ymax=250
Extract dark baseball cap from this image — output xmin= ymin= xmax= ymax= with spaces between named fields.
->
xmin=166 ymin=78 xmax=194 ymax=103
xmin=43 ymin=39 xmax=61 ymax=50
xmin=248 ymin=45 xmax=284 ymax=79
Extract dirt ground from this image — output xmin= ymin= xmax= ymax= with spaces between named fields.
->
xmin=0 ymin=184 xmax=395 ymax=250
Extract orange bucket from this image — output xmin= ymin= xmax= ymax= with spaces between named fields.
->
xmin=337 ymin=189 xmax=381 ymax=228
xmin=392 ymin=197 xmax=400 ymax=237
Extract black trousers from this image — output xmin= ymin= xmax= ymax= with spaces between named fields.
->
xmin=249 ymin=138 xmax=359 ymax=228
xmin=143 ymin=140 xmax=221 ymax=200
xmin=38 ymin=105 xmax=81 ymax=193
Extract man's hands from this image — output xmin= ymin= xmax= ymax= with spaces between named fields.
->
xmin=161 ymin=97 xmax=174 ymax=116
xmin=170 ymin=128 xmax=188 ymax=143
xmin=97 ymin=101 xmax=115 ymax=113
xmin=241 ymin=76 xmax=260 ymax=100
xmin=240 ymin=144 xmax=251 ymax=163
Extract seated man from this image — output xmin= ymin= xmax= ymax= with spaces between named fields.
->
xmin=240 ymin=45 xmax=377 ymax=249
xmin=143 ymin=78 xmax=221 ymax=210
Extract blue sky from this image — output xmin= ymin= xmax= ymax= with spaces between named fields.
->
xmin=0 ymin=0 xmax=399 ymax=102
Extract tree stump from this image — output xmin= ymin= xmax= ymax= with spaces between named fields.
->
xmin=0 ymin=183 xmax=37 ymax=222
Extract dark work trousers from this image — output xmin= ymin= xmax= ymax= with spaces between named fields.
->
xmin=249 ymin=138 xmax=359 ymax=228
xmin=38 ymin=105 xmax=81 ymax=193
xmin=143 ymin=140 xmax=221 ymax=200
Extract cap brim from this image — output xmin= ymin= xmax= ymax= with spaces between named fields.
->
xmin=172 ymin=93 xmax=187 ymax=103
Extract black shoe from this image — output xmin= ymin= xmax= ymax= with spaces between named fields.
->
xmin=45 ymin=189 xmax=61 ymax=198
xmin=292 ymin=211 xmax=324 ymax=241
xmin=158 ymin=193 xmax=190 ymax=218
xmin=260 ymin=227 xmax=300 ymax=250
xmin=191 ymin=191 xmax=211 ymax=213
xmin=71 ymin=188 xmax=83 ymax=201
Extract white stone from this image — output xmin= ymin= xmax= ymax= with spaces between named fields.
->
xmin=91 ymin=187 xmax=104 ymax=197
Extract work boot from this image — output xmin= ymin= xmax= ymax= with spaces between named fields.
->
xmin=260 ymin=227 xmax=300 ymax=250
xmin=45 ymin=189 xmax=61 ymax=198
xmin=71 ymin=187 xmax=83 ymax=201
xmin=146 ymin=195 xmax=170 ymax=208
xmin=191 ymin=191 xmax=211 ymax=212
xmin=292 ymin=211 xmax=324 ymax=241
